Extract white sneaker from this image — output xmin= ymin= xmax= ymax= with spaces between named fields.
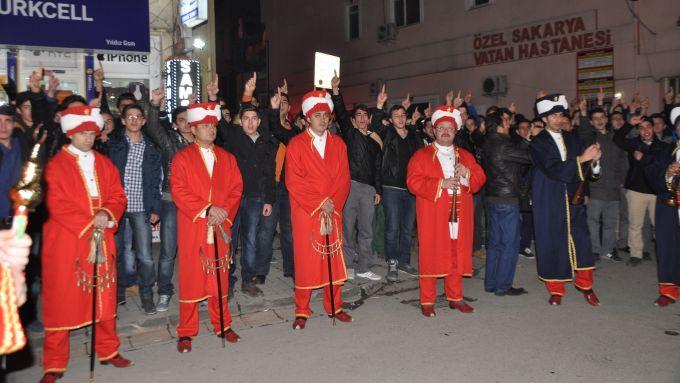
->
xmin=356 ymin=271 xmax=382 ymax=281
xmin=347 ymin=268 xmax=355 ymax=280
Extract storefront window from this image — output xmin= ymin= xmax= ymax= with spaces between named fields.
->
xmin=103 ymin=78 xmax=149 ymax=115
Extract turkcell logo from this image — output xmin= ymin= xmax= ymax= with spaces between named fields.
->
xmin=0 ymin=0 xmax=93 ymax=21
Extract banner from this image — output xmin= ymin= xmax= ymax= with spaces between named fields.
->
xmin=84 ymin=54 xmax=95 ymax=101
xmin=0 ymin=0 xmax=150 ymax=53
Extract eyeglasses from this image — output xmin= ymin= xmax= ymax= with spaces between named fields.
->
xmin=126 ymin=115 xmax=144 ymax=121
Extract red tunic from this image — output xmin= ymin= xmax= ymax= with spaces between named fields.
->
xmin=285 ymin=130 xmax=351 ymax=289
xmin=170 ymin=144 xmax=242 ymax=302
xmin=42 ymin=148 xmax=126 ymax=331
xmin=407 ymin=145 xmax=486 ymax=277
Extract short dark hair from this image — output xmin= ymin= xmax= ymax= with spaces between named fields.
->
xmin=59 ymin=94 xmax=87 ymax=111
xmin=353 ymin=103 xmax=369 ymax=116
xmin=589 ymin=107 xmax=607 ymax=119
xmin=171 ymin=106 xmax=187 ymax=123
xmin=650 ymin=113 xmax=665 ymax=122
xmin=0 ymin=104 xmax=15 ymax=117
xmin=116 ymin=93 xmax=137 ymax=109
xmin=240 ymin=105 xmax=259 ymax=118
xmin=486 ymin=106 xmax=499 ymax=117
xmin=388 ymin=105 xmax=406 ymax=118
xmin=610 ymin=111 xmax=624 ymax=118
xmin=280 ymin=92 xmax=290 ymax=103
xmin=122 ymin=104 xmax=144 ymax=118
xmin=485 ymin=114 xmax=503 ymax=133
xmin=14 ymin=91 xmax=31 ymax=108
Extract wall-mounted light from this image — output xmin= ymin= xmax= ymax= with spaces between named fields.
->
xmin=193 ymin=38 xmax=206 ymax=50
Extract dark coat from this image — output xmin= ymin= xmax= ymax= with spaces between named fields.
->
xmin=530 ymin=129 xmax=595 ymax=281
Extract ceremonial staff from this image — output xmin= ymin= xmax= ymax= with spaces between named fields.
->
xmin=320 ymin=212 xmax=336 ymax=324
xmin=89 ymin=229 xmax=103 ymax=382
xmin=211 ymin=225 xmax=227 ymax=348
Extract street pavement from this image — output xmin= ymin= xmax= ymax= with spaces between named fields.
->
xmin=6 ymin=248 xmax=680 ymax=383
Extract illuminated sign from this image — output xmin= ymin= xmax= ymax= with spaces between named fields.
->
xmin=179 ymin=0 xmax=208 ymax=28
xmin=164 ymin=59 xmax=201 ymax=117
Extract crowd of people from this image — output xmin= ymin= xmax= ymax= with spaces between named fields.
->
xmin=0 ymin=65 xmax=679 ymax=383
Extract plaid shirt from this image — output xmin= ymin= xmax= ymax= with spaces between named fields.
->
xmin=123 ymin=135 xmax=146 ymax=213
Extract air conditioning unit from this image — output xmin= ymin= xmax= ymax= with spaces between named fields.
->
xmin=482 ymin=76 xmax=507 ymax=96
xmin=377 ymin=23 xmax=397 ymax=43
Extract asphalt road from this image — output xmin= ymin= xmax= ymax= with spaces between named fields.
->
xmin=8 ymin=258 xmax=680 ymax=383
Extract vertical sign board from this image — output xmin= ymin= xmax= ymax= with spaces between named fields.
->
xmin=180 ymin=0 xmax=208 ymax=28
xmin=577 ymin=48 xmax=614 ymax=105
xmin=0 ymin=0 xmax=150 ymax=53
xmin=165 ymin=59 xmax=201 ymax=119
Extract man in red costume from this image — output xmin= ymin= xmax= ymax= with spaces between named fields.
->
xmin=285 ymin=90 xmax=352 ymax=329
xmin=41 ymin=105 xmax=131 ymax=383
xmin=171 ymin=102 xmax=243 ymax=353
xmin=407 ymin=106 xmax=486 ymax=317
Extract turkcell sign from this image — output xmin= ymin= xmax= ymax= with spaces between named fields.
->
xmin=0 ymin=0 xmax=150 ymax=53
xmin=179 ymin=0 xmax=207 ymax=28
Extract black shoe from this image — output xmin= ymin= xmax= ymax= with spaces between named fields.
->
xmin=627 ymin=257 xmax=642 ymax=266
xmin=255 ymin=275 xmax=266 ymax=285
xmin=484 ymin=288 xmax=495 ymax=293
xmin=142 ymin=299 xmax=157 ymax=315
xmin=604 ymin=251 xmax=622 ymax=262
xmin=495 ymin=287 xmax=527 ymax=296
xmin=519 ymin=248 xmax=535 ymax=259
xmin=241 ymin=281 xmax=264 ymax=297
xmin=642 ymin=252 xmax=652 ymax=261
xmin=397 ymin=263 xmax=418 ymax=276
xmin=618 ymin=246 xmax=630 ymax=253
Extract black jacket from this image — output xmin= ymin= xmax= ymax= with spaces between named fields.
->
xmin=143 ymin=105 xmax=192 ymax=194
xmin=218 ymin=107 xmax=283 ymax=205
xmin=482 ymin=130 xmax=532 ymax=203
xmin=371 ymin=109 xmax=423 ymax=189
xmin=331 ymin=91 xmax=382 ymax=194
xmin=613 ymin=123 xmax=671 ymax=195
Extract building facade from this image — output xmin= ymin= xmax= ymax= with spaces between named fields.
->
xmin=262 ymin=0 xmax=680 ymax=115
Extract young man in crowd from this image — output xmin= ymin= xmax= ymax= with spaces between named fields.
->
xmin=108 ymin=104 xmax=162 ymax=314
xmin=482 ymin=112 xmax=531 ymax=296
xmin=531 ymin=94 xmax=602 ymax=306
xmin=41 ymin=105 xmax=132 ymax=383
xmin=614 ymin=115 xmax=671 ymax=265
xmin=171 ymin=102 xmax=243 ymax=352
xmin=285 ymin=89 xmax=352 ymax=329
xmin=407 ymin=106 xmax=486 ymax=317
xmin=576 ymin=101 xmax=627 ymax=262
xmin=330 ymin=74 xmax=383 ymax=281
xmin=371 ymin=87 xmax=423 ymax=282
xmin=146 ymin=89 xmax=193 ymax=311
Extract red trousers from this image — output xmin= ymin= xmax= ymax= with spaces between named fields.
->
xmin=544 ymin=269 xmax=594 ymax=296
xmin=419 ymin=274 xmax=463 ymax=305
xmin=659 ymin=283 xmax=679 ymax=300
xmin=294 ymin=285 xmax=342 ymax=317
xmin=177 ymin=296 xmax=231 ymax=338
xmin=43 ymin=319 xmax=119 ymax=373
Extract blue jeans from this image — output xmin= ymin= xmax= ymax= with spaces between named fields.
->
xmin=116 ymin=212 xmax=156 ymax=300
xmin=382 ymin=187 xmax=416 ymax=266
xmin=484 ymin=203 xmax=521 ymax=293
xmin=231 ymin=196 xmax=264 ymax=282
xmin=117 ymin=217 xmax=136 ymax=293
xmin=158 ymin=200 xmax=178 ymax=296
xmin=256 ymin=182 xmax=294 ymax=277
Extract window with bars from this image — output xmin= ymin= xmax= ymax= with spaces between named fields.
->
xmin=393 ymin=0 xmax=421 ymax=27
xmin=466 ymin=0 xmax=493 ymax=10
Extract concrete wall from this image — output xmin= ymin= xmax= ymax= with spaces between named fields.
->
xmin=262 ymin=0 xmax=680 ymax=115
